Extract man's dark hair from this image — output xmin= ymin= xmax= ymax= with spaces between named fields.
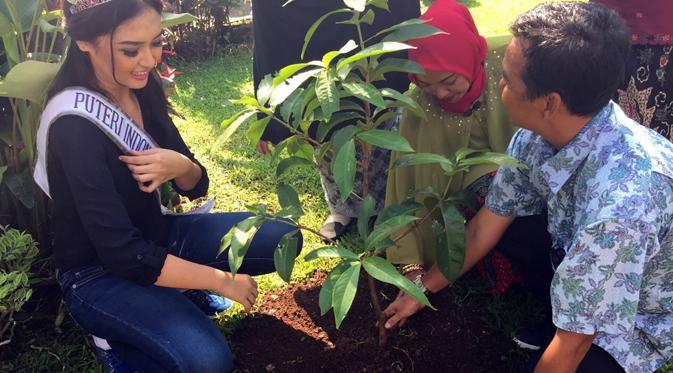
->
xmin=510 ymin=2 xmax=630 ymax=116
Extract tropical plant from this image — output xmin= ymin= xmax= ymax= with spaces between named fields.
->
xmin=216 ymin=0 xmax=522 ymax=346
xmin=0 ymin=225 xmax=39 ymax=347
xmin=0 ymin=0 xmax=66 ymax=246
xmin=165 ymin=0 xmax=243 ymax=58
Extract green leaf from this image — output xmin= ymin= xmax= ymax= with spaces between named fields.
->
xmin=435 ymin=203 xmax=466 ymax=284
xmin=330 ymin=125 xmax=359 ymax=155
xmin=272 ymin=63 xmax=310 ymax=87
xmin=0 ymin=0 xmax=39 ymax=33
xmin=381 ymin=88 xmax=425 ymax=118
xmin=372 ymin=111 xmax=400 ymax=129
xmin=286 ymin=136 xmax=313 ymax=161
xmin=368 ymin=18 xmax=426 ymax=41
xmin=391 ymin=153 xmax=452 ymax=169
xmin=6 ymin=169 xmax=34 ymax=209
xmin=223 ymin=216 xmax=264 ymax=276
xmin=0 ymin=61 xmax=61 ymax=102
xmin=315 ymin=70 xmax=339 ymax=121
xmin=319 ymin=263 xmax=350 ymax=315
xmin=322 ymin=39 xmax=358 ymax=67
xmin=37 ymin=17 xmax=58 ymax=34
xmin=458 ymin=152 xmax=525 ymax=169
xmin=0 ymin=7 xmax=11 ymax=34
xmin=274 ymin=230 xmax=300 ymax=283
xmin=336 ymin=42 xmax=414 ymax=72
xmin=371 ymin=58 xmax=424 ymax=81
xmin=365 ymin=214 xmax=419 ymax=250
xmin=356 ymin=129 xmax=413 ymax=152
xmin=229 ymin=96 xmax=260 ymax=106
xmin=2 ymin=33 xmax=19 ymax=65
xmin=302 ymin=9 xmax=352 ymax=59
xmin=246 ymin=115 xmax=271 ymax=146
xmin=367 ymin=0 xmax=389 ymax=11
xmin=256 ymin=74 xmax=274 ymax=106
xmin=316 ymin=112 xmax=363 ymax=142
xmin=214 ymin=109 xmax=256 ymax=148
xmin=454 ymin=147 xmax=480 ymax=162
xmin=161 ymin=12 xmax=197 ymax=28
xmin=375 ymin=201 xmax=423 ymax=226
xmin=357 ymin=195 xmax=376 ymax=239
xmin=316 ymin=142 xmax=331 ymax=163
xmin=332 ymin=138 xmax=356 ymax=202
xmin=269 ymin=68 xmax=322 ymax=106
xmin=332 ymin=261 xmax=361 ymax=328
xmin=246 ymin=203 xmax=268 ymax=215
xmin=276 ymin=156 xmax=313 ymax=177
xmin=343 ymin=0 xmax=366 ymax=11
xmin=382 ymin=23 xmax=446 ymax=43
xmin=362 ymin=256 xmax=433 ymax=308
xmin=341 ymin=82 xmax=386 ymax=108
xmin=304 ymin=246 xmax=359 ymax=261
xmin=359 ymin=8 xmax=375 ymax=25
xmin=280 ymin=88 xmax=305 ymax=124
xmin=277 ymin=183 xmax=304 ymax=218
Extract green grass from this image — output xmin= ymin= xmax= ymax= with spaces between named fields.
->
xmin=8 ymin=0 xmax=672 ymax=371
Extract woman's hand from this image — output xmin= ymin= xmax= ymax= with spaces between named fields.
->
xmin=256 ymin=140 xmax=271 ymax=155
xmin=218 ymin=273 xmax=259 ymax=312
xmin=383 ymin=291 xmax=425 ymax=329
xmin=119 ymin=148 xmax=195 ymax=193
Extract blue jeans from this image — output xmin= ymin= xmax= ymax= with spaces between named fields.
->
xmin=57 ymin=212 xmax=302 ymax=372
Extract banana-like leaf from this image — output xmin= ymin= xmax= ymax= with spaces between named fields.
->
xmin=0 ymin=60 xmax=60 ymax=102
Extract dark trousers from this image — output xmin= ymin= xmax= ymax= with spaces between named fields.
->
xmin=495 ymin=215 xmax=624 ymax=372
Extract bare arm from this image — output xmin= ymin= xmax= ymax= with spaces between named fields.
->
xmin=384 ymin=207 xmax=514 ymax=329
xmin=155 ymin=254 xmax=258 ymax=311
xmin=534 ymin=329 xmax=595 ymax=373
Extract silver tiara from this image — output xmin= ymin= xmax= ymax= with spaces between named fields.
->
xmin=67 ymin=0 xmax=113 ymax=15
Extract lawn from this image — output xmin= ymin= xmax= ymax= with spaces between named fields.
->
xmin=4 ymin=0 xmax=672 ymax=371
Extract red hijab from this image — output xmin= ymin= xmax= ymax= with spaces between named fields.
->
xmin=408 ymin=0 xmax=488 ymax=113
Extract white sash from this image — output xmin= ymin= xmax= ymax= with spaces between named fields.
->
xmin=34 ymin=87 xmax=213 ymax=215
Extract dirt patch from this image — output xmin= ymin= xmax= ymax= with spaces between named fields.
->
xmin=231 ymin=270 xmax=532 ymax=373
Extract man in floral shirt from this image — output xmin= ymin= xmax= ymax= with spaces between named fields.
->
xmin=384 ymin=2 xmax=673 ymax=372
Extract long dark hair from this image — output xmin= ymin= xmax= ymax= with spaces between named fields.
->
xmin=49 ymin=0 xmax=170 ymax=124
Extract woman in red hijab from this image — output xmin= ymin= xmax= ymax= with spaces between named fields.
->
xmin=385 ymin=0 xmax=535 ymax=311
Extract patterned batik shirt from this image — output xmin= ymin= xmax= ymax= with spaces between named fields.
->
xmin=486 ymin=101 xmax=673 ymax=372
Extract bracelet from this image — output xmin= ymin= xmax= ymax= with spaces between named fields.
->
xmin=399 ymin=263 xmax=424 ymax=275
xmin=412 ymin=272 xmax=431 ymax=295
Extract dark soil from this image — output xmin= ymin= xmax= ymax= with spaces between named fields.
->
xmin=231 ymin=270 xmax=534 ymax=373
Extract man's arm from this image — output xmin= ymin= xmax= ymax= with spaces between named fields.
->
xmin=534 ymin=329 xmax=595 ymax=373
xmin=384 ymin=207 xmax=514 ymax=329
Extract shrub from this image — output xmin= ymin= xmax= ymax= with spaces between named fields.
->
xmin=0 ymin=225 xmax=38 ymax=347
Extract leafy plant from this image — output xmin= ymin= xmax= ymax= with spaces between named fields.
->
xmin=0 ymin=225 xmax=39 ymax=347
xmin=217 ymin=0 xmax=522 ymax=346
xmin=165 ymin=0 xmax=242 ymax=58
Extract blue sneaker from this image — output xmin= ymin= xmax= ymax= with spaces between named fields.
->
xmin=183 ymin=290 xmax=232 ymax=317
xmin=92 ymin=336 xmax=137 ymax=373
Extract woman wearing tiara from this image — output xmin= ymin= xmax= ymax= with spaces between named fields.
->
xmin=33 ymin=0 xmax=300 ymax=371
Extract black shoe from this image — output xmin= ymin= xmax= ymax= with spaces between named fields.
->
xmin=512 ymin=322 xmax=556 ymax=351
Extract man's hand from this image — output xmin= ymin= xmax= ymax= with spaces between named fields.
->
xmin=383 ymin=291 xmax=425 ymax=329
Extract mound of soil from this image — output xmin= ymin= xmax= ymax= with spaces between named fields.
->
xmin=231 ymin=270 xmax=532 ymax=372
